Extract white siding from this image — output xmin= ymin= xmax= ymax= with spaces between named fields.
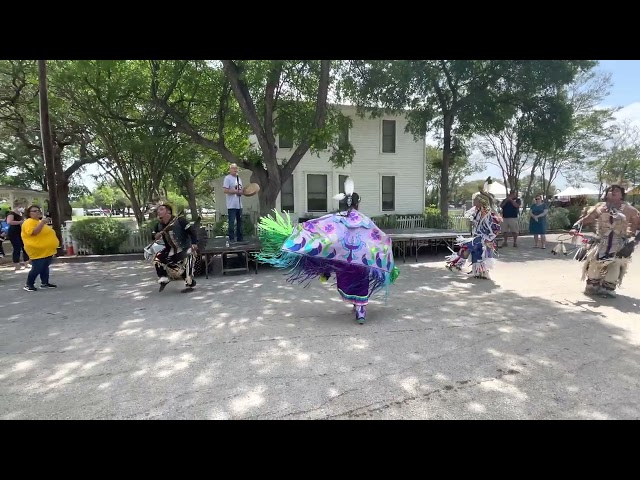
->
xmin=277 ymin=106 xmax=425 ymax=220
xmin=212 ymin=105 xmax=425 ymax=222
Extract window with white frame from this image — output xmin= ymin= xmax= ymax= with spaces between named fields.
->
xmin=278 ymin=116 xmax=294 ymax=149
xmin=307 ymin=174 xmax=327 ymax=212
xmin=382 ymin=119 xmax=396 ymax=153
xmin=338 ymin=119 xmax=350 ymax=146
xmin=338 ymin=174 xmax=349 ymax=211
xmin=281 ymin=175 xmax=294 ymax=212
xmin=381 ymin=175 xmax=395 ymax=211
xmin=279 ymin=133 xmax=293 ymax=149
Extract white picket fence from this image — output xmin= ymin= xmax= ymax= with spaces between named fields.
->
xmin=61 ymin=214 xmax=531 ymax=256
xmin=392 ymin=214 xmax=529 ymax=232
xmin=61 ymin=221 xmax=218 ymax=256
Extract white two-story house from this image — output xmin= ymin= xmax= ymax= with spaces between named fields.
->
xmin=213 ymin=105 xmax=425 ymax=222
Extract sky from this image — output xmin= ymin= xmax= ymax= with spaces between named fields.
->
xmin=80 ymin=60 xmax=640 ymax=192
xmin=471 ymin=60 xmax=640 ymax=190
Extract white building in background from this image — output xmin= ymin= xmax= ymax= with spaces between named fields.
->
xmin=212 ymin=105 xmax=426 ymax=222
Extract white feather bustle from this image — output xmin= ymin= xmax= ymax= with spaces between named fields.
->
xmin=344 ymin=177 xmax=354 ymax=196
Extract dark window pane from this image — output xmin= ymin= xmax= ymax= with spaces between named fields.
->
xmin=307 ymin=174 xmax=327 ymax=212
xmin=281 ymin=175 xmax=294 ymax=212
xmin=382 ymin=120 xmax=396 ymax=153
xmin=382 ymin=176 xmax=395 ymax=211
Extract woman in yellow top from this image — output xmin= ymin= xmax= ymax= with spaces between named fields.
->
xmin=20 ymin=205 xmax=60 ymax=292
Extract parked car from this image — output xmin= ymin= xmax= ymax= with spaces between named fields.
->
xmin=85 ymin=209 xmax=106 ymax=216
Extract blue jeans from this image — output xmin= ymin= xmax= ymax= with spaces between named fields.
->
xmin=228 ymin=208 xmax=243 ymax=241
xmin=27 ymin=256 xmax=52 ymax=287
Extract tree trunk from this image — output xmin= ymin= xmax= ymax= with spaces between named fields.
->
xmin=129 ymin=195 xmax=145 ymax=226
xmin=545 ymin=165 xmax=561 ymax=201
xmin=440 ymin=113 xmax=453 ymax=216
xmin=37 ymin=59 xmax=63 ymax=249
xmin=118 ymin=176 xmax=145 ymax=227
xmin=53 ymin=147 xmax=72 ymax=221
xmin=56 ymin=180 xmax=72 ymax=221
xmin=507 ymin=170 xmax=519 ymax=193
xmin=523 ymin=159 xmax=539 ymax=204
xmin=249 ymin=169 xmax=277 ymax=216
xmin=185 ymin=176 xmax=198 ymax=221
xmin=257 ymin=185 xmax=280 ymax=216
xmin=243 ymin=166 xmax=277 ymax=217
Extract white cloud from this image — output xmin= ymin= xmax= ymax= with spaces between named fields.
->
xmin=610 ymin=101 xmax=640 ymax=128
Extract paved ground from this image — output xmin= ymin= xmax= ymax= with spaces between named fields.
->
xmin=1 ymin=234 xmax=640 ymax=420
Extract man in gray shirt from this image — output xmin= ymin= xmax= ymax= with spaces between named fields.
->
xmin=223 ymin=163 xmax=244 ymax=242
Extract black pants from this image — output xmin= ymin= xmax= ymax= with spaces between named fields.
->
xmin=9 ymin=235 xmax=29 ymax=264
xmin=228 ymin=208 xmax=243 ymax=241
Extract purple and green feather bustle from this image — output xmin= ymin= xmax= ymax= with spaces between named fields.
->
xmin=255 ymin=210 xmax=400 ymax=299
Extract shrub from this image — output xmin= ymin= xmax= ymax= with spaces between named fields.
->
xmin=371 ymin=215 xmax=396 ymax=229
xmin=548 ymin=207 xmax=571 ymax=230
xmin=567 ymin=205 xmax=585 ymax=226
xmin=424 ymin=206 xmax=440 ymax=216
xmin=213 ymin=215 xmax=254 ymax=237
xmin=70 ymin=217 xmax=130 ymax=255
xmin=424 ymin=213 xmax=453 ymax=229
xmin=142 ymin=218 xmax=159 ymax=235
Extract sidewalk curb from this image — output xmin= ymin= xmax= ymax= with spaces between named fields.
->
xmin=54 ymin=253 xmax=144 ymax=264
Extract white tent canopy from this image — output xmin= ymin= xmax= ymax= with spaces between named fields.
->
xmin=574 ymin=187 xmax=600 ymax=196
xmin=555 ymin=186 xmax=579 ymax=198
xmin=555 ymin=186 xmax=600 ymax=199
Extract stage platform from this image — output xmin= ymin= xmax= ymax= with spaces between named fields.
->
xmin=198 ymin=229 xmax=469 ymax=274
xmin=200 ymin=236 xmax=262 ymax=278
xmin=387 ymin=228 xmax=467 ymax=263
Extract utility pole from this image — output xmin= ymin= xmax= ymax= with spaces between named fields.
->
xmin=37 ymin=59 xmax=63 ymax=252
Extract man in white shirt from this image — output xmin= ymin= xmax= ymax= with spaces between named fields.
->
xmin=223 ymin=163 xmax=244 ymax=242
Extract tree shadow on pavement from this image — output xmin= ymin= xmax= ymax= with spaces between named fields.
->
xmin=1 ymin=259 xmax=639 ymax=420
xmin=571 ymin=294 xmax=640 ymax=316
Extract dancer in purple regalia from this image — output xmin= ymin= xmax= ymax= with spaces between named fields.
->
xmin=256 ymin=177 xmax=399 ymax=325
